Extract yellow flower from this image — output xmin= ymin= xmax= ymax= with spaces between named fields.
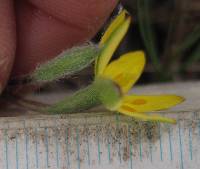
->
xmin=95 ymin=10 xmax=184 ymax=124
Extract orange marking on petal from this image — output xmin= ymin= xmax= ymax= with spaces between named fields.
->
xmin=113 ymin=73 xmax=130 ymax=88
xmin=121 ymin=105 xmax=136 ymax=112
xmin=114 ymin=73 xmax=123 ymax=82
xmin=131 ymin=99 xmax=147 ymax=105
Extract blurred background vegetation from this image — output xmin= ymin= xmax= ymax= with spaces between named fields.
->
xmin=43 ymin=0 xmax=200 ymax=90
xmin=120 ymin=0 xmax=200 ymax=83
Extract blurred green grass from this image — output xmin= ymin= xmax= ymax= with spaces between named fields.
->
xmin=121 ymin=0 xmax=200 ymax=82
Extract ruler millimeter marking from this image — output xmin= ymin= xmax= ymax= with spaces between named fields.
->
xmin=0 ymin=111 xmax=200 ymax=169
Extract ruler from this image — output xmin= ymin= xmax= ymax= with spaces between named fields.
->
xmin=0 ymin=81 xmax=200 ymax=169
xmin=0 ymin=111 xmax=199 ymax=169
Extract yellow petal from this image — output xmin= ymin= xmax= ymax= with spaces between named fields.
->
xmin=103 ymin=51 xmax=145 ymax=93
xmin=118 ymin=111 xmax=176 ymax=124
xmin=119 ymin=94 xmax=184 ymax=113
xmin=100 ymin=10 xmax=127 ymax=45
xmin=95 ymin=14 xmax=131 ymax=76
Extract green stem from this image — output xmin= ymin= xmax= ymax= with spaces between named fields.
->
xmin=45 ymin=78 xmax=121 ymax=114
xmin=32 ymin=43 xmax=100 ymax=82
xmin=45 ymin=84 xmax=100 ymax=114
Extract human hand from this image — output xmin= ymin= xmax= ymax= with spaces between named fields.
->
xmin=0 ymin=0 xmax=117 ymax=93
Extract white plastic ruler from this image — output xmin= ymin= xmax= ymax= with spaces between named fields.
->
xmin=0 ymin=110 xmax=199 ymax=169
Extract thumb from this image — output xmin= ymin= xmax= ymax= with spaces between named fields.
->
xmin=0 ymin=0 xmax=16 ymax=93
xmin=12 ymin=0 xmax=117 ymax=78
